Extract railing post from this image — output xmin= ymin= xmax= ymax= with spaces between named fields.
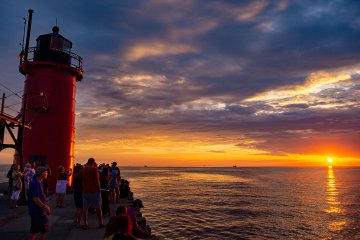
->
xmin=1 ymin=93 xmax=5 ymax=115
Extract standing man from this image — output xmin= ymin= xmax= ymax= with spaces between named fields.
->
xmin=76 ymin=158 xmax=104 ymax=229
xmin=28 ymin=166 xmax=51 ymax=240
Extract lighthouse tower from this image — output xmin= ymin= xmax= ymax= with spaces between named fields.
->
xmin=19 ymin=24 xmax=83 ymax=190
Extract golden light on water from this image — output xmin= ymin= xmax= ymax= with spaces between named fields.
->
xmin=326 ymin=167 xmax=346 ymax=232
xmin=329 ymin=221 xmax=347 ymax=232
xmin=325 ymin=167 xmax=341 ymax=214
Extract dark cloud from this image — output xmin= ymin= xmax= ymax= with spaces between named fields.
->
xmin=283 ymin=103 xmax=309 ymax=109
xmin=1 ymin=0 xmax=360 ymax=161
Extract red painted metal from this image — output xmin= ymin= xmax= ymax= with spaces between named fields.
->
xmin=19 ymin=29 xmax=83 ymax=191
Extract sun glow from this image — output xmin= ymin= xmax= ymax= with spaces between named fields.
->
xmin=327 ymin=157 xmax=333 ymax=163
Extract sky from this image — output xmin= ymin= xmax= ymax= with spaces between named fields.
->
xmin=0 ymin=0 xmax=360 ymax=166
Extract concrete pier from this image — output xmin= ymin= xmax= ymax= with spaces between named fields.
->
xmin=0 ymin=185 xmax=131 ymax=239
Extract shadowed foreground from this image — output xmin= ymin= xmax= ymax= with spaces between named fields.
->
xmin=0 ymin=183 xmax=132 ymax=240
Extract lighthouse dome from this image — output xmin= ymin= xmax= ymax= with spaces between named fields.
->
xmin=33 ymin=26 xmax=73 ymax=65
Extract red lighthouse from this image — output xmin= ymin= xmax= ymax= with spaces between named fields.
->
xmin=19 ymin=13 xmax=83 ymax=190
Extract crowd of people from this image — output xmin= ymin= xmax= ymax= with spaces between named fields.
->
xmin=5 ymin=158 xmax=157 ymax=240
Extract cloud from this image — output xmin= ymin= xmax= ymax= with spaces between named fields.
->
xmin=277 ymin=0 xmax=289 ymax=11
xmin=124 ymin=41 xmax=198 ymax=61
xmin=206 ymin=0 xmax=268 ymax=22
xmin=2 ymin=0 xmax=360 ymax=164
xmin=244 ymin=68 xmax=357 ymax=109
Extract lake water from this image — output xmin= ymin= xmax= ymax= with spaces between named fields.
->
xmin=0 ymin=164 xmax=11 ymax=183
xmin=1 ymin=165 xmax=360 ymax=239
xmin=122 ymin=167 xmax=360 ymax=240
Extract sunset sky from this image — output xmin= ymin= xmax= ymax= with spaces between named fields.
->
xmin=0 ymin=0 xmax=360 ymax=166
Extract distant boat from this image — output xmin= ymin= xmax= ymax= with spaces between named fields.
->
xmin=233 ymin=165 xmax=237 ymax=168
xmin=144 ymin=165 xmax=148 ymax=167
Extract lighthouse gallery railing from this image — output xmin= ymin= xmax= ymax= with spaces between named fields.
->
xmin=20 ymin=47 xmax=83 ymax=71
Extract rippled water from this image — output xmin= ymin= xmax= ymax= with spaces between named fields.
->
xmin=121 ymin=167 xmax=360 ymax=240
xmin=0 ymin=164 xmax=11 ymax=183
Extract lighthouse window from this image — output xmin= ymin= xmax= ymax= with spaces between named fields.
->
xmin=50 ymin=36 xmax=63 ymax=49
xmin=50 ymin=36 xmax=71 ymax=51
xmin=63 ymin=41 xmax=71 ymax=50
xmin=36 ymin=38 xmax=51 ymax=50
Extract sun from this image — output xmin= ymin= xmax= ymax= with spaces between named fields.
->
xmin=327 ymin=157 xmax=333 ymax=163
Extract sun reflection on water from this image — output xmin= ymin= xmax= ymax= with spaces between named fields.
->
xmin=326 ymin=166 xmax=346 ymax=232
xmin=326 ymin=167 xmax=341 ymax=214
xmin=329 ymin=221 xmax=347 ymax=231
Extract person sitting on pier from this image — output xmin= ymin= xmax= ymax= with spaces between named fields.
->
xmin=126 ymin=199 xmax=151 ymax=238
xmin=105 ymin=206 xmax=135 ymax=240
xmin=107 ymin=206 xmax=130 ymax=227
xmin=104 ymin=214 xmax=135 ymax=240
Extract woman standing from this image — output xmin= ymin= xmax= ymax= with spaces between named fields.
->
xmin=55 ymin=165 xmax=72 ymax=208
xmin=109 ymin=169 xmax=118 ymax=204
xmin=10 ymin=164 xmax=23 ymax=208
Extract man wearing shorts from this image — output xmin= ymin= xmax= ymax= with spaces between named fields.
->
xmin=28 ymin=166 xmax=51 ymax=240
xmin=76 ymin=158 xmax=104 ymax=229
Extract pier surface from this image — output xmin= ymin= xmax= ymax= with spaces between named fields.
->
xmin=0 ymin=183 xmax=132 ymax=239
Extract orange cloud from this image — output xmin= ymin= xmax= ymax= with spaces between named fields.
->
xmin=244 ymin=69 xmax=354 ymax=109
xmin=236 ymin=0 xmax=268 ymax=21
xmin=124 ymin=41 xmax=197 ymax=61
